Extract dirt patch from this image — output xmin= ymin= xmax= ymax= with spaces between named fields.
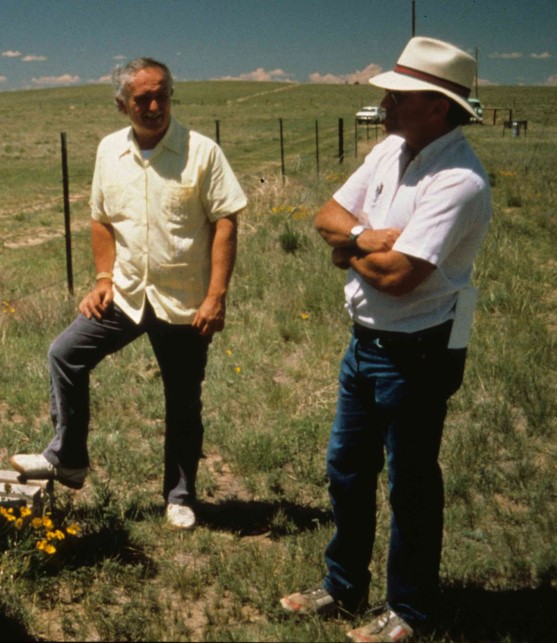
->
xmin=202 ymin=450 xmax=253 ymax=503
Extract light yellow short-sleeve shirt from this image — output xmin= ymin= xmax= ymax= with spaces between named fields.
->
xmin=90 ymin=117 xmax=247 ymax=324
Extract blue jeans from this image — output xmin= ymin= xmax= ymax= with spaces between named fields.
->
xmin=43 ymin=302 xmax=210 ymax=506
xmin=323 ymin=322 xmax=466 ymax=623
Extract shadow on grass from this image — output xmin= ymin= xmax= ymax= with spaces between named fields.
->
xmin=197 ymin=498 xmax=333 ymax=537
xmin=45 ymin=502 xmax=159 ymax=574
xmin=436 ymin=583 xmax=557 ymax=642
xmin=0 ymin=614 xmax=39 ymax=642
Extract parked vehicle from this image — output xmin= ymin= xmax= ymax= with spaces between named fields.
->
xmin=356 ymin=105 xmax=386 ymax=124
xmin=467 ymin=98 xmax=484 ymax=123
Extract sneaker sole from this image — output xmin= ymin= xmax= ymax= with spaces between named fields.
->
xmin=55 ymin=476 xmax=85 ymax=490
xmin=165 ymin=523 xmax=196 ymax=531
xmin=10 ymin=457 xmax=85 ymax=490
xmin=280 ymin=595 xmax=339 ymax=616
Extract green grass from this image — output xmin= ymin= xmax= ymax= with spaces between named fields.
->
xmin=1 ymin=82 xmax=556 ymax=641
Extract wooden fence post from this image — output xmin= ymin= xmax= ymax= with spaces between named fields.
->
xmin=60 ymin=132 xmax=74 ymax=296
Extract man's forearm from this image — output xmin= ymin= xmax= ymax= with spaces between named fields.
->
xmin=333 ymin=247 xmax=435 ymax=296
xmin=207 ymin=215 xmax=238 ymax=300
xmin=314 ymin=198 xmax=359 ymax=247
xmin=91 ymin=220 xmax=116 ymax=276
xmin=315 ymin=198 xmax=401 ymax=253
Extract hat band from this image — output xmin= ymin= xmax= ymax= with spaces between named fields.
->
xmin=394 ymin=64 xmax=471 ymax=99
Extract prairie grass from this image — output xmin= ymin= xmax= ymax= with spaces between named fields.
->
xmin=0 ymin=83 xmax=556 ymax=641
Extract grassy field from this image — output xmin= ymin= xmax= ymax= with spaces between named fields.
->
xmin=1 ymin=81 xmax=556 ymax=642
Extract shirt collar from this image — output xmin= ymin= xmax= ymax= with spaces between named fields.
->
xmin=412 ymin=127 xmax=463 ymax=166
xmin=120 ymin=116 xmax=184 ymax=159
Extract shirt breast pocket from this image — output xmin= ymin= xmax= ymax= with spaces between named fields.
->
xmin=162 ymin=185 xmax=198 ymax=224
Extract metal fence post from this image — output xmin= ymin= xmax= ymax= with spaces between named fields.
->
xmin=279 ymin=118 xmax=286 ymax=182
xmin=60 ymin=132 xmax=74 ymax=296
xmin=338 ymin=118 xmax=344 ymax=164
xmin=315 ymin=119 xmax=320 ymax=176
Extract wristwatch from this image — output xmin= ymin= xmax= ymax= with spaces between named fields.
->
xmin=348 ymin=224 xmax=367 ymax=245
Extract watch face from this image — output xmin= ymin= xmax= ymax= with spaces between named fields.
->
xmin=350 ymin=225 xmax=365 ymax=240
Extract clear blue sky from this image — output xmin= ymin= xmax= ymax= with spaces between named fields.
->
xmin=1 ymin=0 xmax=556 ymax=91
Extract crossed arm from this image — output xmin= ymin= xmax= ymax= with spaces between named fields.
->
xmin=314 ymin=198 xmax=434 ymax=296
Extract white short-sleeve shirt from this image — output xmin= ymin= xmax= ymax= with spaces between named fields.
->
xmin=90 ymin=117 xmax=248 ymax=324
xmin=334 ymin=128 xmax=492 ymax=333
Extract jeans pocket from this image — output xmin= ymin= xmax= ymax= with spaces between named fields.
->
xmin=375 ymin=372 xmax=407 ymax=409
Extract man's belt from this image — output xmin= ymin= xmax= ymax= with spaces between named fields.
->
xmin=353 ymin=320 xmax=452 ymax=345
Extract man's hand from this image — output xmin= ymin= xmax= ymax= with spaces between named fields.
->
xmin=356 ymin=228 xmax=401 ymax=253
xmin=332 ymin=247 xmax=354 ymax=270
xmin=79 ymin=280 xmax=114 ymax=320
xmin=332 ymin=227 xmax=401 ymax=270
xmin=192 ymin=294 xmax=226 ymax=337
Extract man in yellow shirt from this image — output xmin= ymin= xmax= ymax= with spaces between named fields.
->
xmin=11 ymin=58 xmax=247 ymax=530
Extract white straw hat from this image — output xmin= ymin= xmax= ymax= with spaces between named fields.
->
xmin=369 ymin=37 xmax=478 ymax=119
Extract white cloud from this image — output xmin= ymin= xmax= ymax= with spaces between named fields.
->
xmin=22 ymin=55 xmax=47 ymax=62
xmin=489 ymin=52 xmax=523 ymax=59
xmin=2 ymin=50 xmax=22 ymax=58
xmin=31 ymin=74 xmax=80 ymax=86
xmin=545 ymin=75 xmax=557 ymax=86
xmin=309 ymin=63 xmax=382 ymax=85
xmin=113 ymin=55 xmax=127 ymax=61
xmin=478 ymin=77 xmax=498 ymax=86
xmin=0 ymin=75 xmax=7 ymax=82
xmin=530 ymin=52 xmax=551 ymax=59
xmin=215 ymin=67 xmax=294 ymax=82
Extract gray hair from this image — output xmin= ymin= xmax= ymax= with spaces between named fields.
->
xmin=112 ymin=57 xmax=173 ymax=101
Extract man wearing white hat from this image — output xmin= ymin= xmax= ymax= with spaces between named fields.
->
xmin=281 ymin=37 xmax=492 ymax=641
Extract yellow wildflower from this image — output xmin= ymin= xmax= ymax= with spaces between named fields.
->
xmin=66 ymin=523 xmax=80 ymax=536
xmin=31 ymin=517 xmax=43 ymax=529
xmin=292 ymin=206 xmax=311 ymax=220
xmin=300 ymin=312 xmax=310 ymax=321
xmin=2 ymin=301 xmax=15 ymax=314
xmin=234 ymin=366 xmax=241 ymax=374
xmin=36 ymin=539 xmax=47 ymax=551
xmin=45 ymin=544 xmax=56 ymax=555
xmin=42 ymin=517 xmax=53 ymax=530
xmin=15 ymin=518 xmax=24 ymax=530
xmin=20 ymin=506 xmax=32 ymax=518
xmin=225 ymin=348 xmax=233 ymax=356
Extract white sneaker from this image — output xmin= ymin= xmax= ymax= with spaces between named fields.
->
xmin=347 ymin=608 xmax=414 ymax=642
xmin=10 ymin=453 xmax=87 ymax=490
xmin=280 ymin=587 xmax=337 ymax=615
xmin=166 ymin=503 xmax=196 ymax=530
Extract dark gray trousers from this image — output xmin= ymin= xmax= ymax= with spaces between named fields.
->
xmin=43 ymin=302 xmax=210 ymax=506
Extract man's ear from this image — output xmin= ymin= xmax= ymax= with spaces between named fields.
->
xmin=116 ymin=98 xmax=127 ymax=115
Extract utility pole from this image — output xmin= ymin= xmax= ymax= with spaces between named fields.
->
xmin=475 ymin=47 xmax=479 ymax=98
xmin=412 ymin=0 xmax=416 ymax=36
